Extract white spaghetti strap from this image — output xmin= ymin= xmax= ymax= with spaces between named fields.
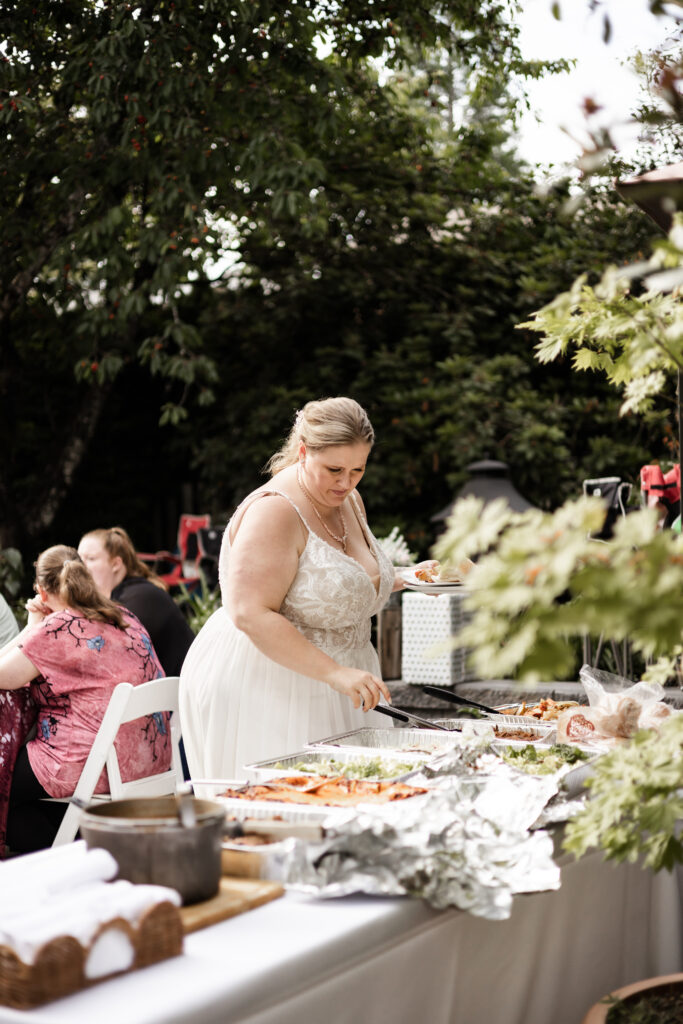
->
xmin=261 ymin=489 xmax=311 ymax=533
xmin=349 ymin=491 xmax=373 ymax=547
xmin=229 ymin=488 xmax=311 ymax=546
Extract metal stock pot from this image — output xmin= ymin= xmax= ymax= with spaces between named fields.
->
xmin=79 ymin=795 xmax=226 ymax=905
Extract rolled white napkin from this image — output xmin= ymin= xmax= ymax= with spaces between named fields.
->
xmin=84 ymin=926 xmax=135 ymax=980
xmin=0 ymin=839 xmax=90 ymax=879
xmin=0 ymin=841 xmax=118 ymax=900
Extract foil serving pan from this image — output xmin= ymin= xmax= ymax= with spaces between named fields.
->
xmin=306 ymin=726 xmax=466 ymax=755
xmin=244 ymin=746 xmax=429 ymax=784
xmin=490 ymin=741 xmax=602 ymax=791
xmin=214 ymin=791 xmax=432 ymax=825
xmin=221 ymin=836 xmax=301 ymax=882
xmin=558 ymin=755 xmax=602 ymax=797
xmin=435 ymin=714 xmax=557 ymax=730
xmin=214 ymin=793 xmax=344 ymax=825
xmin=477 ymin=724 xmax=558 ymax=745
xmin=191 ymin=779 xmax=344 ymax=823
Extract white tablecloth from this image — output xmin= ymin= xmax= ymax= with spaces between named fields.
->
xmin=0 ymin=852 xmax=680 ymax=1024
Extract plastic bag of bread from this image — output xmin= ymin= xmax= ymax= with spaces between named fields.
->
xmin=556 ymin=699 xmax=642 ymax=746
xmin=637 ymin=700 xmax=672 ymax=730
xmin=556 ymin=666 xmax=676 ymax=745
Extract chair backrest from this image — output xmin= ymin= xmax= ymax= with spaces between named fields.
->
xmin=52 ymin=676 xmax=183 ymax=846
xmin=178 ymin=514 xmax=211 ymax=575
xmin=197 ymin=525 xmax=224 ymax=590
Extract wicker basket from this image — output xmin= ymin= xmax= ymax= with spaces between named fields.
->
xmin=0 ymin=900 xmax=183 ymax=1009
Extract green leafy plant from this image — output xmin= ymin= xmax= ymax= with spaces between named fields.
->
xmin=604 ymin=985 xmax=683 ymax=1023
xmin=0 ymin=547 xmax=23 ymax=602
xmin=521 ymin=217 xmax=683 ymax=418
xmin=563 ymin=715 xmax=683 ymax=872
xmin=434 ymin=494 xmax=683 ymax=683
xmin=174 ymin=571 xmax=221 ymax=635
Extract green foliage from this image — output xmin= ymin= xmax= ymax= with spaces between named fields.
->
xmin=522 ymin=217 xmax=683 ymax=418
xmin=563 ymin=714 xmax=683 ymax=872
xmin=0 ymin=0 xmax=668 ymax=567
xmin=0 ymin=547 xmax=24 ymax=602
xmin=175 ymin=572 xmax=221 ymax=634
xmin=604 ymin=987 xmax=683 ymax=1024
xmin=184 ymin=180 xmax=661 ymax=556
xmin=0 ymin=0 xmax=553 ymax=548
xmin=434 ymin=494 xmax=683 ymax=682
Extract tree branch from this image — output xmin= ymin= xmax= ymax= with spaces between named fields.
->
xmin=21 ymin=381 xmax=113 ymax=540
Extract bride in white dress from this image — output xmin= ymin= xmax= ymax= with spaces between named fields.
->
xmin=179 ymin=397 xmax=433 ymax=780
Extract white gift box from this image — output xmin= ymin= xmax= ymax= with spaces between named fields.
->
xmin=401 ymin=591 xmax=477 ymax=686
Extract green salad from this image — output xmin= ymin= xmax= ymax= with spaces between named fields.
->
xmin=274 ymin=755 xmax=421 ymax=780
xmin=499 ymin=743 xmax=590 ymax=776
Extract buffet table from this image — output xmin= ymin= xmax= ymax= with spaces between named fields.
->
xmin=0 ymin=848 xmax=680 ymax=1024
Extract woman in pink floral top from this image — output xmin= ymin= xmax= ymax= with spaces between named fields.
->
xmin=0 ymin=545 xmax=171 ymax=853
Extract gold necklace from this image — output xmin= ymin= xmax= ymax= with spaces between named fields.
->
xmin=297 ymin=465 xmax=348 ymax=552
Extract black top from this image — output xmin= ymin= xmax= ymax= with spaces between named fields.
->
xmin=111 ymin=576 xmax=195 ymax=677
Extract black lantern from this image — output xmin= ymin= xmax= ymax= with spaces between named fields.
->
xmin=431 ymin=459 xmax=535 ymax=527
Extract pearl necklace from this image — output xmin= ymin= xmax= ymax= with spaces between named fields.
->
xmin=297 ymin=465 xmax=348 ymax=552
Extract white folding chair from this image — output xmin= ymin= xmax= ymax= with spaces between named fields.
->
xmin=52 ymin=675 xmax=183 ymax=846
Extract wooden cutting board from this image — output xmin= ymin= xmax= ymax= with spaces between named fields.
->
xmin=179 ymin=877 xmax=284 ymax=934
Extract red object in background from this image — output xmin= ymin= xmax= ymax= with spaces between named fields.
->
xmin=640 ymin=464 xmax=680 ymax=508
xmin=139 ymin=513 xmax=212 ymax=590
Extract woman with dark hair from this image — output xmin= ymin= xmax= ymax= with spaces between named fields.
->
xmin=0 ymin=545 xmax=169 ymax=854
xmin=77 ymin=526 xmax=195 ymax=679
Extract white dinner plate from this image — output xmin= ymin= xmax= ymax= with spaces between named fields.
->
xmin=400 ymin=568 xmax=467 ymax=595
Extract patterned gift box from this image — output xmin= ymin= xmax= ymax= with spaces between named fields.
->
xmin=401 ymin=591 xmax=477 ymax=686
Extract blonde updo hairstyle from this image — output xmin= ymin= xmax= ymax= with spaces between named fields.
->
xmin=80 ymin=526 xmax=166 ymax=591
xmin=266 ymin=397 xmax=375 ymax=477
xmin=34 ymin=545 xmax=128 ymax=630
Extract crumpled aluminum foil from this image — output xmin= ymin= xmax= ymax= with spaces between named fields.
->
xmin=284 ymin=739 xmax=562 ymax=920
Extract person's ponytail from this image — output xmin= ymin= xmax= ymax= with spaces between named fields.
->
xmin=35 ymin=546 xmax=128 ymax=629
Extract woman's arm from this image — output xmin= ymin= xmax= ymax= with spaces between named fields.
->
xmin=226 ymin=496 xmax=391 ymax=710
xmin=0 ymin=647 xmax=39 ymax=690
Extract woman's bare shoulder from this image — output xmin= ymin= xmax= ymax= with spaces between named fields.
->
xmin=231 ymin=488 xmax=304 ymax=544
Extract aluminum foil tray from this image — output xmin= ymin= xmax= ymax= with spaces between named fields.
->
xmin=244 ymin=746 xmax=429 ymax=784
xmin=190 ymin=778 xmax=340 ymax=822
xmin=214 ymin=793 xmax=345 ymax=825
xmin=435 ymin=714 xmax=557 ymax=729
xmin=477 ymin=724 xmax=557 ymax=745
xmin=559 ymin=756 xmax=602 ymax=797
xmin=491 ymin=743 xmax=602 ymax=793
xmin=307 ymin=727 xmax=465 ymax=755
xmin=214 ymin=790 xmax=432 ymax=824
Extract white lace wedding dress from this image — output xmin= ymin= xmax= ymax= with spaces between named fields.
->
xmin=179 ymin=490 xmax=395 ymax=780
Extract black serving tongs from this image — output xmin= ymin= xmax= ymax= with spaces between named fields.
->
xmin=420 ymin=685 xmax=502 ymax=718
xmin=373 ymin=703 xmax=452 ymax=731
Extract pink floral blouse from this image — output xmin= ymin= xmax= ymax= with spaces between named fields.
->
xmin=19 ymin=608 xmax=171 ymax=798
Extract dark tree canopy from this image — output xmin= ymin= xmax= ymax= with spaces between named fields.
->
xmin=0 ymin=0 xmax=664 ymax=570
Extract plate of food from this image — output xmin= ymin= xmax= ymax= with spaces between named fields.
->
xmin=401 ymin=559 xmax=474 ymax=594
